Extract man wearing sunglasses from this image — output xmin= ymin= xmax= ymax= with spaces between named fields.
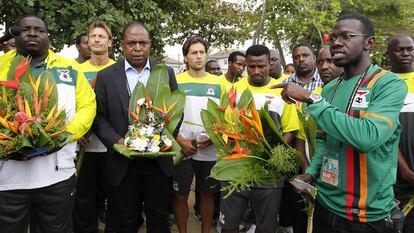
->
xmin=273 ymin=14 xmax=407 ymax=233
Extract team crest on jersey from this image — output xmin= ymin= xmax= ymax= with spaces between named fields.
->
xmin=206 ymin=86 xmax=216 ymax=96
xmin=352 ymin=89 xmax=369 ymax=108
xmin=57 ymin=69 xmax=72 ymax=82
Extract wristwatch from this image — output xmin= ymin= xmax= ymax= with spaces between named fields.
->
xmin=307 ymin=93 xmax=322 ymax=105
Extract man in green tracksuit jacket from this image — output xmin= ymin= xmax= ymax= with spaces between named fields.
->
xmin=273 ymin=14 xmax=407 ymax=233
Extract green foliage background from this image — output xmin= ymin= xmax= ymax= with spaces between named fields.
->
xmin=1 ymin=0 xmax=413 ymax=64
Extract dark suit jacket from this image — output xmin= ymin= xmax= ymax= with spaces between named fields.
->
xmin=93 ymin=58 xmax=178 ymax=187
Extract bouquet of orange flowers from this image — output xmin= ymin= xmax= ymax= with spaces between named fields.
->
xmin=0 ymin=56 xmax=71 ymax=160
xmin=201 ymin=87 xmax=301 ymax=196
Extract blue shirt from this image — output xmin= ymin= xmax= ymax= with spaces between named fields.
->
xmin=125 ymin=58 xmax=151 ymax=94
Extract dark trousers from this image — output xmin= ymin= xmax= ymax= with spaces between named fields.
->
xmin=0 ymin=175 xmax=76 ymax=233
xmin=73 ymin=151 xmax=108 ymax=233
xmin=105 ymin=158 xmax=171 ymax=233
xmin=397 ymin=195 xmax=414 ymax=233
xmin=279 ymin=183 xmax=307 ymax=233
xmin=313 ymin=201 xmax=393 ymax=233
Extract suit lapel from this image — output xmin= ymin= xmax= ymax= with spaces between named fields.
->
xmin=114 ymin=60 xmax=129 ymax=117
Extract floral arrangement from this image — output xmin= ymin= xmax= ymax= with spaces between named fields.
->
xmin=113 ymin=64 xmax=184 ymax=158
xmin=201 ymin=87 xmax=301 ymax=197
xmin=0 ymin=56 xmax=71 ymax=160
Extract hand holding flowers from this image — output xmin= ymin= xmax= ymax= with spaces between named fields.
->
xmin=113 ymin=65 xmax=185 ymax=159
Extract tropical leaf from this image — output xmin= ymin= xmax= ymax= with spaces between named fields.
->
xmin=37 ymin=71 xmax=59 ymax=111
xmin=201 ymin=109 xmax=227 ymax=151
xmin=220 ymin=91 xmax=230 ymax=108
xmin=259 ymin=102 xmax=288 ymax=147
xmin=7 ymin=56 xmax=24 ymax=81
xmin=297 ymin=109 xmax=317 ymax=157
xmin=207 ymin=98 xmax=224 ymax=122
xmin=128 ymin=83 xmax=146 ymax=124
xmin=210 ymin=158 xmax=254 ymax=181
xmin=165 ymin=89 xmax=185 ymax=133
xmin=31 ymin=121 xmax=50 ymax=147
xmin=237 ymin=88 xmax=254 ymax=109
xmin=146 ymin=64 xmax=169 ymax=101
xmin=153 ymin=85 xmax=171 ymax=109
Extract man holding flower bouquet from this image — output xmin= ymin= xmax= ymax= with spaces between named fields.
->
xmin=0 ymin=15 xmax=96 ymax=233
xmin=93 ymin=22 xmax=178 ymax=233
xmin=218 ymin=45 xmax=300 ymax=233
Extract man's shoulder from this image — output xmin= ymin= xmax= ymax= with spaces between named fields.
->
xmin=373 ymin=67 xmax=406 ymax=88
xmin=97 ymin=60 xmax=122 ymax=75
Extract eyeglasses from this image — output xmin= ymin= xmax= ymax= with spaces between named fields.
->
xmin=124 ymin=40 xmax=150 ymax=48
xmin=328 ymin=33 xmax=371 ymax=45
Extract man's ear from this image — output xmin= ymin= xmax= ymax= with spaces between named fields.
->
xmin=364 ymin=36 xmax=376 ymax=51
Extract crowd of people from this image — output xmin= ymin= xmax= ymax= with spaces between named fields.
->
xmin=0 ymin=12 xmax=413 ymax=233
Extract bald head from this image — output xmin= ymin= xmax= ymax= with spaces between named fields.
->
xmin=317 ymin=47 xmax=343 ymax=84
xmin=387 ymin=35 xmax=414 ymax=73
xmin=269 ymin=50 xmax=282 ymax=79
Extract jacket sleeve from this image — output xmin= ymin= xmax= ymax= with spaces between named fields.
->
xmin=93 ymin=71 xmax=124 ymax=148
xmin=166 ymin=66 xmax=181 ymax=137
xmin=168 ymin=67 xmax=178 ymax=91
xmin=65 ymin=69 xmax=96 ymax=141
xmin=307 ymin=75 xmax=407 ymax=153
xmin=305 ymin=138 xmax=325 ymax=179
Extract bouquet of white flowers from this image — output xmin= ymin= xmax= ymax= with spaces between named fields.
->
xmin=113 ymin=65 xmax=184 ymax=158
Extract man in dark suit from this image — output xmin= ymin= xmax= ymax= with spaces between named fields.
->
xmin=93 ymin=21 xmax=177 ymax=233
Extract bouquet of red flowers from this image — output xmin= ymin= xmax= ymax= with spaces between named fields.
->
xmin=0 ymin=56 xmax=71 ymax=160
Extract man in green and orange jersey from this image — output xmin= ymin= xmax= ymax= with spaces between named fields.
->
xmin=274 ymin=13 xmax=407 ymax=233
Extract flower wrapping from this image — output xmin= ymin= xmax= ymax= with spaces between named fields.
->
xmin=201 ymin=87 xmax=301 ymax=197
xmin=113 ymin=64 xmax=184 ymax=158
xmin=0 ymin=56 xmax=71 ymax=160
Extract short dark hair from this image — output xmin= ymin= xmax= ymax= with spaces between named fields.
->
xmin=245 ymin=44 xmax=270 ymax=60
xmin=17 ymin=15 xmax=48 ymax=31
xmin=293 ymin=42 xmax=315 ymax=55
xmin=182 ymin=36 xmax=208 ymax=56
xmin=387 ymin=34 xmax=414 ymax=51
xmin=228 ymin=51 xmax=245 ymax=62
xmin=284 ymin=63 xmax=294 ymax=70
xmin=337 ymin=13 xmax=375 ymax=36
xmin=205 ymin=60 xmax=218 ymax=69
xmin=76 ymin=33 xmax=87 ymax=45
xmin=122 ymin=21 xmax=151 ymax=40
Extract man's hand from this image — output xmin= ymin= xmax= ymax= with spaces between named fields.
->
xmin=197 ymin=138 xmax=212 ymax=149
xmin=398 ymin=149 xmax=414 ymax=186
xmin=294 ymin=173 xmax=314 ymax=195
xmin=270 ymin=83 xmax=312 ymax=104
xmin=297 ymin=173 xmax=313 ymax=183
xmin=117 ymin=138 xmax=125 ymax=145
xmin=78 ymin=136 xmax=89 ymax=147
xmin=177 ymin=134 xmax=197 ymax=156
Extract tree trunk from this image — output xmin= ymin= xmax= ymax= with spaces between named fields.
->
xmin=253 ymin=0 xmax=266 ymax=45
xmin=274 ymin=37 xmax=286 ymax=68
